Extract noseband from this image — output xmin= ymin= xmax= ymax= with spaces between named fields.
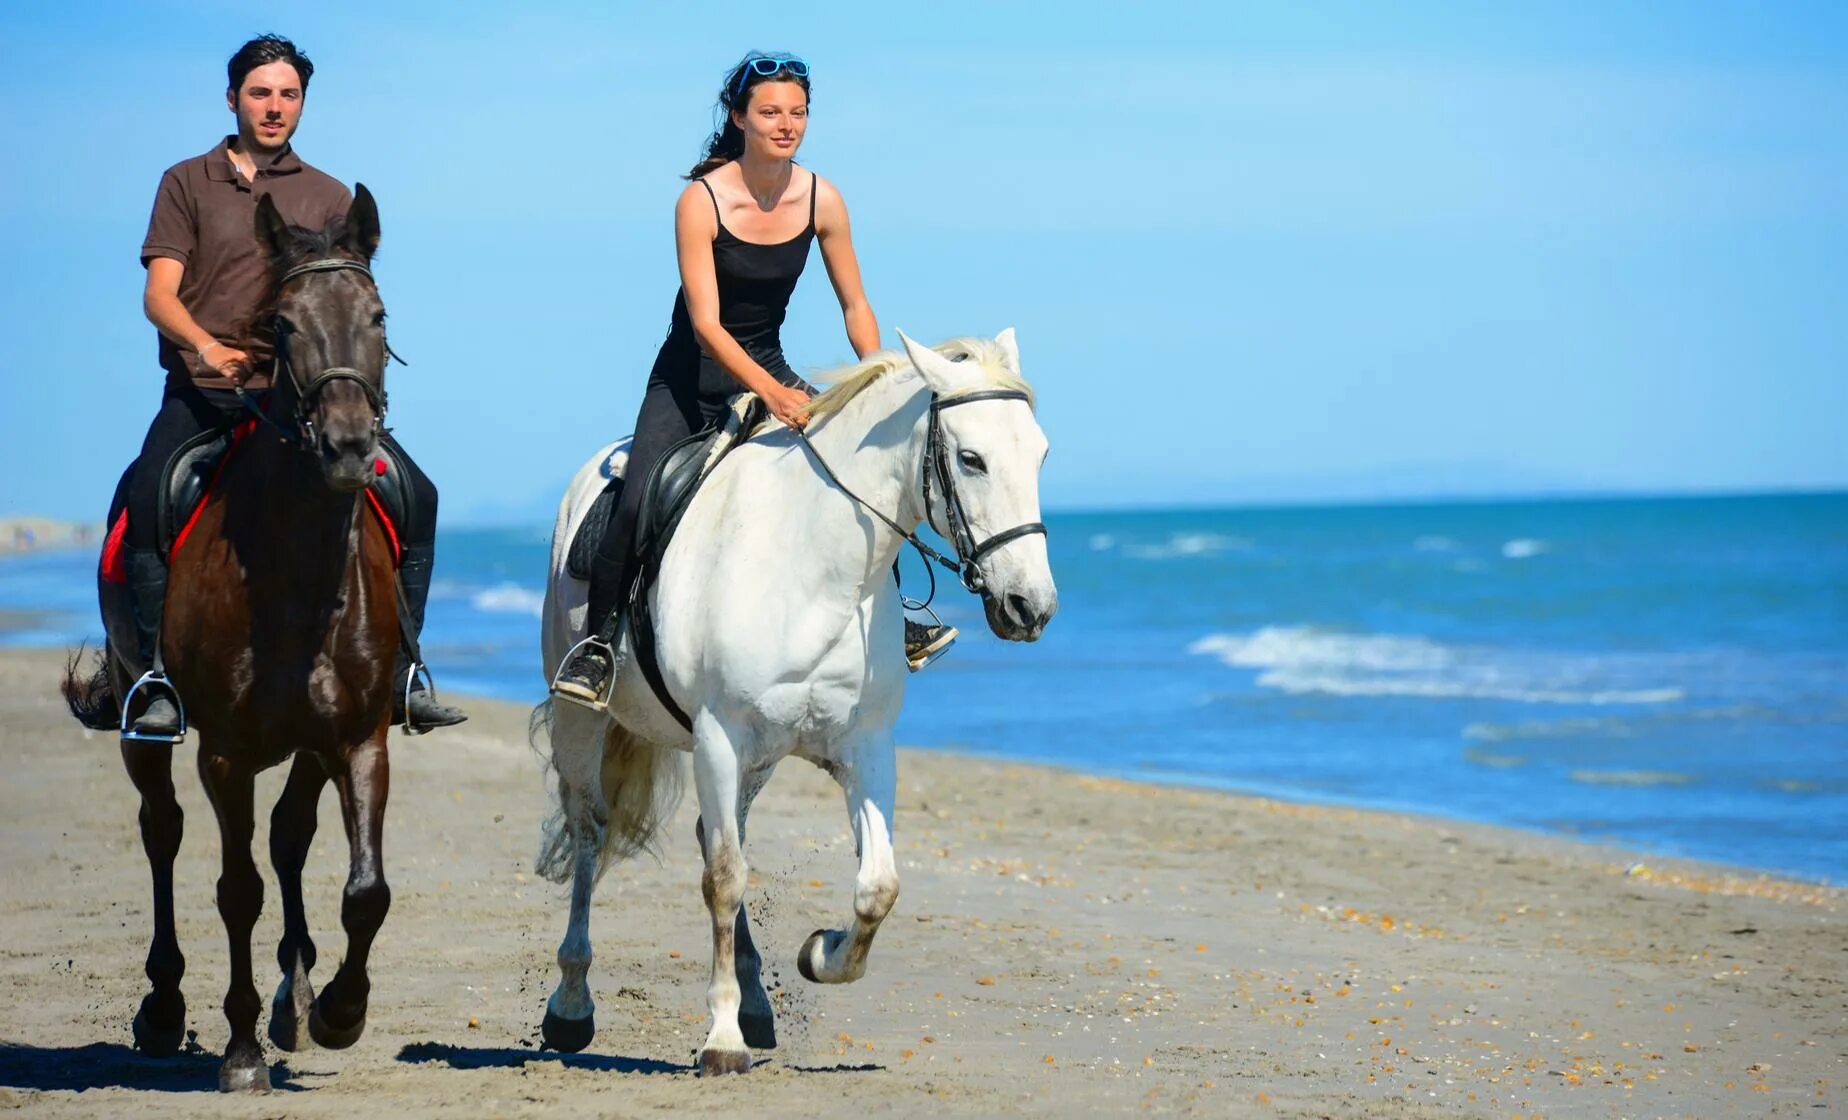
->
xmin=238 ymin=257 xmax=390 ymax=446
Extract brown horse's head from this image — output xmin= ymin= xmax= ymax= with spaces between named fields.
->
xmin=255 ymin=185 xmax=388 ymax=492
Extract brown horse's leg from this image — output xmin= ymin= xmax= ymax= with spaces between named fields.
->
xmin=198 ymin=749 xmax=270 ymax=1092
xmin=267 ymin=754 xmax=328 ymax=1051
xmin=120 ymin=741 xmax=187 ymax=1055
xmin=310 ymin=737 xmax=390 ymax=1049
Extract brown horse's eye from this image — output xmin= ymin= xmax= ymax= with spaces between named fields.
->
xmin=373 ymin=311 xmax=387 ymax=327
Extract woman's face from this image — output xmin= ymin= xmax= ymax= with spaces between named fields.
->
xmin=733 ymin=79 xmax=809 ymax=162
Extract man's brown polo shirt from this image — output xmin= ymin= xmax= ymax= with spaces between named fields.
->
xmin=141 ymin=137 xmax=351 ymax=391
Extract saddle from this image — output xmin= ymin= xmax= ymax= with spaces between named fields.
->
xmin=565 ymin=395 xmax=765 ymax=583
xmin=562 ymin=395 xmax=766 ymax=728
xmin=102 ymin=425 xmax=412 ymax=584
xmin=96 ymin=425 xmax=413 ymax=686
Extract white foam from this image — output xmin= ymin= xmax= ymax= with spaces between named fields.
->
xmin=1502 ymin=538 xmax=1546 ymax=559
xmin=1414 ymin=535 xmax=1458 ymax=552
xmin=1125 ymin=532 xmax=1252 ymax=560
xmin=1088 ymin=534 xmax=1116 ymax=551
xmin=1189 ymin=625 xmax=1684 ymax=707
xmin=470 ymin=582 xmax=545 ymax=618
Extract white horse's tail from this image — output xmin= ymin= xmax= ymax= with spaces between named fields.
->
xmin=530 ymin=699 xmax=684 ymax=884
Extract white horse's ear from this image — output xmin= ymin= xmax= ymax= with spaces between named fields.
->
xmin=898 ymin=329 xmax=983 ymax=396
xmin=995 ymin=326 xmax=1020 ymax=373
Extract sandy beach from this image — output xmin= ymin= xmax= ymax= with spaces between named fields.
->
xmin=0 ymin=646 xmax=1839 ymax=1118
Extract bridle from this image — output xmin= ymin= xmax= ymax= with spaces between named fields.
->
xmin=792 ymin=385 xmax=1047 ymax=602
xmin=921 ymin=389 xmax=1048 ymax=594
xmin=235 ymin=257 xmax=395 ymax=446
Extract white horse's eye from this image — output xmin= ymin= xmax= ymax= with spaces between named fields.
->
xmin=958 ymin=449 xmax=986 ymax=473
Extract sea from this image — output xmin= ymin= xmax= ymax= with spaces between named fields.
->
xmin=5 ymin=492 xmax=1844 ymax=883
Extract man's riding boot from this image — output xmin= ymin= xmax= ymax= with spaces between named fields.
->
xmin=123 ymin=547 xmax=181 ymax=737
xmin=392 ymin=542 xmax=466 ymax=731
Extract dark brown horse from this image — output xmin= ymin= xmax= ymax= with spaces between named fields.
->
xmin=65 ymin=186 xmax=402 ymax=1092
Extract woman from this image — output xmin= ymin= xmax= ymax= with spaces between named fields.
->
xmin=555 ymin=52 xmax=953 ymax=704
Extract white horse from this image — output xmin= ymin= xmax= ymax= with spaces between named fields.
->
xmin=531 ymin=329 xmax=1056 ymax=1074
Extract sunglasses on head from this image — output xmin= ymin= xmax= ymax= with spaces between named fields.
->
xmin=736 ymin=56 xmax=809 ymax=94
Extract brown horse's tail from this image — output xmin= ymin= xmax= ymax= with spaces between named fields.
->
xmin=61 ymin=645 xmax=119 ymax=731
xmin=530 ymin=699 xmax=684 ymax=885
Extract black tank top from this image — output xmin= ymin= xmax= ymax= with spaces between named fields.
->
xmin=656 ymin=171 xmax=817 ymax=398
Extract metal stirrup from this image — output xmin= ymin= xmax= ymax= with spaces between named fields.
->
xmin=119 ymin=670 xmax=186 ymax=744
xmin=399 ymin=661 xmax=438 ymax=736
xmin=550 ymin=634 xmax=617 ymax=713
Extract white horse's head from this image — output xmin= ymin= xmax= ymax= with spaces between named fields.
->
xmin=898 ymin=329 xmax=1058 ymax=642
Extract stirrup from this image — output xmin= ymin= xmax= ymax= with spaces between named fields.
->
xmin=120 ymin=670 xmax=186 ymax=744
xmin=905 ymin=602 xmax=957 ymax=673
xmin=399 ymin=661 xmax=435 ymax=736
xmin=550 ymin=635 xmax=616 ymax=713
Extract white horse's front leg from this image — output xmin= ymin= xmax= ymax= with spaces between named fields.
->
xmin=541 ymin=704 xmax=607 ymax=1052
xmin=800 ymin=735 xmax=900 ymax=985
xmin=693 ymin=712 xmax=752 ymax=1076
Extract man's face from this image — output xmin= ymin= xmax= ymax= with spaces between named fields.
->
xmin=226 ymin=60 xmax=305 ymax=153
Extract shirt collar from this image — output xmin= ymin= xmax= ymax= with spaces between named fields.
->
xmin=206 ymin=135 xmax=306 ymax=182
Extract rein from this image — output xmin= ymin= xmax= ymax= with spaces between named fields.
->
xmin=791 ymin=387 xmax=1047 ymax=601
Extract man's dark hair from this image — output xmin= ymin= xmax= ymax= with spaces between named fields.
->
xmin=227 ymin=35 xmax=314 ymax=95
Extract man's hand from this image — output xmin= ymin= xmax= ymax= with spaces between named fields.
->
xmin=201 ymin=341 xmax=252 ymax=385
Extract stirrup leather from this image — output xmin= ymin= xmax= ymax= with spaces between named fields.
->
xmin=120 ymin=670 xmax=186 ymax=744
xmin=550 ymin=635 xmax=616 ymax=713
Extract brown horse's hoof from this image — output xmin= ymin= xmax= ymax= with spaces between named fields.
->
xmin=217 ymin=1058 xmax=272 ymax=1093
xmin=698 ymin=1047 xmax=752 ymax=1077
xmin=540 ymin=1009 xmax=595 ymax=1053
xmin=268 ymin=972 xmax=316 ymax=1052
xmin=307 ymin=1000 xmax=366 ymax=1050
xmin=739 ymin=1009 xmax=777 ymax=1051
xmin=131 ymin=996 xmax=186 ymax=1056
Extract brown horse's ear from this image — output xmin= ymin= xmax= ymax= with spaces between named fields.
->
xmin=255 ymin=193 xmax=292 ymax=260
xmin=345 ymin=183 xmax=381 ymax=260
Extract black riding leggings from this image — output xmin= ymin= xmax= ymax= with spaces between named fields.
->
xmin=585 ymin=365 xmax=811 ymax=627
xmin=126 ymin=381 xmax=439 ymax=552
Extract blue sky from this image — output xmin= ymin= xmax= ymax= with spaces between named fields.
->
xmin=2 ymin=1 xmax=1844 ymax=522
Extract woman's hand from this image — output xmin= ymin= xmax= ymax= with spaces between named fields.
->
xmin=761 ymin=382 xmax=811 ymax=430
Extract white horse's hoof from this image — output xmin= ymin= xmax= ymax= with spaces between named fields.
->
xmin=699 ymin=1047 xmax=752 ymax=1076
xmin=541 ymin=1008 xmax=596 ymax=1052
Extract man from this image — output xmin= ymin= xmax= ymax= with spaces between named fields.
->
xmin=125 ymin=34 xmax=463 ymax=735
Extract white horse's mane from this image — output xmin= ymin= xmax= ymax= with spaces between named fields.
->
xmin=805 ymin=336 xmax=1035 ymax=417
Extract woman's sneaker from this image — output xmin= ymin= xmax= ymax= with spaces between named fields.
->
xmin=904 ymin=619 xmax=957 ymax=672
xmin=553 ymin=642 xmax=615 ymax=706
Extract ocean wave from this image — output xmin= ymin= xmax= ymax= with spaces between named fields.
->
xmin=1464 ymin=717 xmax=1632 ymax=743
xmin=1124 ymin=533 xmax=1252 ymax=560
xmin=470 ymin=583 xmax=545 ymax=618
xmin=1189 ymin=626 xmax=1685 ymax=707
xmin=1569 ymin=769 xmax=1697 ymax=787
xmin=1088 ymin=534 xmax=1117 ymax=551
xmin=1414 ymin=535 xmax=1458 ymax=552
xmin=1190 ymin=628 xmax=1452 ymax=673
xmin=1501 ymin=538 xmax=1546 ymax=559
xmin=1257 ymin=671 xmax=1683 ymax=706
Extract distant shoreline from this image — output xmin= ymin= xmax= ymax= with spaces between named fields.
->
xmin=0 ymin=517 xmax=101 ymax=557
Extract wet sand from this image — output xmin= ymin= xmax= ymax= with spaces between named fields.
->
xmin=0 ymin=647 xmax=1839 ymax=1117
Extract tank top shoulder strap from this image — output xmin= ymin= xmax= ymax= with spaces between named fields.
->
xmin=696 ymin=178 xmax=721 ymax=225
xmin=807 ymin=170 xmax=819 ymax=229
